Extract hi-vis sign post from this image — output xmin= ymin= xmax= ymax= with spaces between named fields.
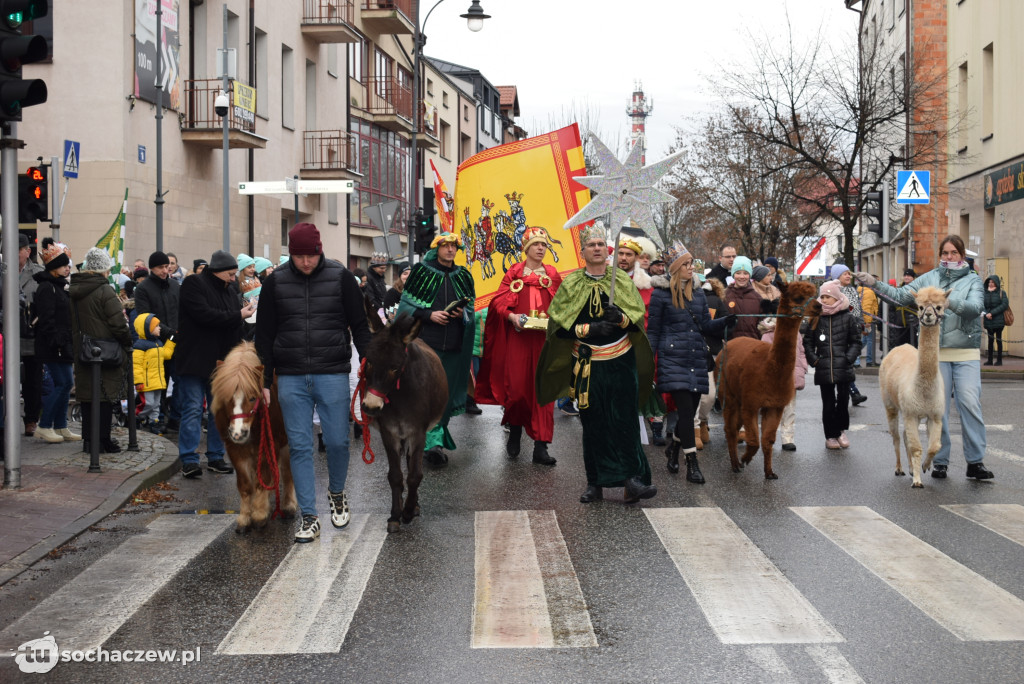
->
xmin=796 ymin=236 xmax=827 ymax=277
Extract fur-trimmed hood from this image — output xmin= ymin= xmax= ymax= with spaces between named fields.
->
xmin=703 ymin=277 xmax=726 ymax=299
xmin=651 ymin=274 xmax=670 ymax=290
xmin=631 ymin=267 xmax=652 ymax=290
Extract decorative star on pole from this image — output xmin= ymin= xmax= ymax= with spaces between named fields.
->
xmin=564 ymin=132 xmax=685 ymax=237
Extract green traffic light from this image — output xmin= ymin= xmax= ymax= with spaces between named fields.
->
xmin=5 ymin=12 xmax=22 ymax=29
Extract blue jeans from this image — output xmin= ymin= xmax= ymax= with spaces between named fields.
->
xmin=40 ymin=362 xmax=73 ymax=430
xmin=936 ymin=360 xmax=986 ymax=466
xmin=277 ymin=373 xmax=351 ymax=517
xmin=863 ymin=325 xmax=876 ymax=364
xmin=177 ymin=374 xmax=225 ymax=465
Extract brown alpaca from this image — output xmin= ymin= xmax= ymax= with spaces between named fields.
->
xmin=717 ymin=281 xmax=820 ymax=479
xmin=879 ymin=286 xmax=949 ymax=488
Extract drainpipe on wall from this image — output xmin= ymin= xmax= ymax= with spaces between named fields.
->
xmin=247 ymin=0 xmax=255 ymax=256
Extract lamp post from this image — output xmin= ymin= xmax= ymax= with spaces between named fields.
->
xmin=409 ymin=1 xmax=489 ymax=260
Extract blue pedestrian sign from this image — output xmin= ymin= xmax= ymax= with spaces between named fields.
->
xmin=896 ymin=170 xmax=930 ymax=204
xmin=138 ymin=145 xmax=146 ymax=164
xmin=63 ymin=140 xmax=80 ymax=179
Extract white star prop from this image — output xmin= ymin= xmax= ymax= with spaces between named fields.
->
xmin=564 ymin=133 xmax=684 ymax=236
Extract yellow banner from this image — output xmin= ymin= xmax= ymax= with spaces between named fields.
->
xmin=453 ymin=124 xmax=591 ymax=308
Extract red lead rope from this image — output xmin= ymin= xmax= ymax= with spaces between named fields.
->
xmin=350 ymin=358 xmax=375 ymax=464
xmin=257 ymin=403 xmax=283 ymax=519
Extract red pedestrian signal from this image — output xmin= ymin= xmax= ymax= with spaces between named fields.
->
xmin=18 ymin=164 xmax=48 ymax=222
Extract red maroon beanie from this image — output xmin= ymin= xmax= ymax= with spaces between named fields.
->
xmin=288 ymin=222 xmax=323 ymax=256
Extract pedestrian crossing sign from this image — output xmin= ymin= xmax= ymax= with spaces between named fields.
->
xmin=63 ymin=140 xmax=80 ymax=179
xmin=896 ymin=170 xmax=929 ymax=204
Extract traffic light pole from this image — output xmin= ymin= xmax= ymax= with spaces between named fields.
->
xmin=2 ymin=122 xmax=24 ymax=489
xmin=880 ymin=183 xmax=890 ymax=356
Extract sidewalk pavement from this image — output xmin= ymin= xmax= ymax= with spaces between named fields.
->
xmin=856 ymin=352 xmax=1024 ymax=381
xmin=0 ymin=424 xmax=180 ymax=586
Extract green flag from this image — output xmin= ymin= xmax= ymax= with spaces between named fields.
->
xmin=95 ymin=189 xmax=127 ymax=287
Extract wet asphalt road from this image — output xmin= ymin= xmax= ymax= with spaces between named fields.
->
xmin=2 ymin=375 xmax=1024 ymax=683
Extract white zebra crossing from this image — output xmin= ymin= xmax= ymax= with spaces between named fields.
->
xmin=217 ymin=513 xmax=388 ymax=654
xmin=792 ymin=506 xmax=1024 ymax=641
xmin=644 ymin=507 xmax=843 ymax=644
xmin=471 ymin=510 xmax=596 ymax=648
xmin=0 ymin=514 xmax=234 ymax=653
xmin=941 ymin=504 xmax=1024 ymax=548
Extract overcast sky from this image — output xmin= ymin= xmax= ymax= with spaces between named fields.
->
xmin=426 ymin=0 xmax=859 ymax=162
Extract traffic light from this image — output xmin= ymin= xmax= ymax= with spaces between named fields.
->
xmin=18 ymin=163 xmax=47 ymax=222
xmin=412 ymin=208 xmax=436 ymax=255
xmin=864 ymin=184 xmax=888 ymax=240
xmin=0 ymin=0 xmax=48 ymax=122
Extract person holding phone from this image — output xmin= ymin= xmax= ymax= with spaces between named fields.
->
xmin=398 ymin=232 xmax=476 ymax=465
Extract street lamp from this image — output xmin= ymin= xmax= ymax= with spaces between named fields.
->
xmin=409 ymin=1 xmax=489 ymax=259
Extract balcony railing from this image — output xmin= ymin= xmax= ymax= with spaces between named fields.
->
xmin=361 ymin=0 xmax=414 ymax=19
xmin=364 ymin=74 xmax=413 ymax=122
xmin=360 ymin=0 xmax=415 ymax=33
xmin=303 ymin=130 xmax=355 ymax=172
xmin=302 ymin=0 xmax=360 ymax=43
xmin=182 ymin=79 xmax=255 ymax=133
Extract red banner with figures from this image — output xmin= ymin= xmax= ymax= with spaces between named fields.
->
xmin=453 ymin=124 xmax=590 ymax=309
xmin=430 ymin=159 xmax=454 ymax=233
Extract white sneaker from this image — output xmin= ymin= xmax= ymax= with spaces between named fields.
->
xmin=295 ymin=515 xmax=321 ymax=543
xmin=328 ymin=490 xmax=350 ymax=529
xmin=59 ymin=428 xmax=82 ymax=442
xmin=36 ymin=427 xmax=64 ymax=443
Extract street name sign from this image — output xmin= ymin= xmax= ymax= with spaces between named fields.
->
xmin=896 ymin=170 xmax=930 ymax=204
xmin=238 ymin=180 xmax=354 ymax=195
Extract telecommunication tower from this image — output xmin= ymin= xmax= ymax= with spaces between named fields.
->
xmin=626 ymin=80 xmax=653 ymax=165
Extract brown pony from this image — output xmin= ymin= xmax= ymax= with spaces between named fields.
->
xmin=360 ymin=309 xmax=448 ymax=533
xmin=717 ymin=281 xmax=819 ymax=479
xmin=211 ymin=341 xmax=296 ymax=532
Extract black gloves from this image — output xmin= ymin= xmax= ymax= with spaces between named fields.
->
xmin=602 ymin=304 xmax=625 ymax=324
xmin=721 ymin=313 xmax=738 ymax=329
xmin=587 ymin=321 xmax=620 ymax=338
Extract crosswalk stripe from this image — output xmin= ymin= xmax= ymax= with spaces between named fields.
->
xmin=987 ymin=447 xmax=1024 ymax=465
xmin=644 ymin=507 xmax=844 ymax=644
xmin=942 ymin=504 xmax=1024 ymax=548
xmin=805 ymin=645 xmax=866 ymax=684
xmin=792 ymin=506 xmax=1024 ymax=641
xmin=744 ymin=646 xmax=796 ymax=682
xmin=217 ymin=514 xmax=388 ymax=654
xmin=472 ymin=510 xmax=596 ymax=648
xmin=0 ymin=514 xmax=234 ymax=653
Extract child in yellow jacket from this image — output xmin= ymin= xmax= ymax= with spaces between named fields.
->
xmin=133 ymin=313 xmax=176 ymax=430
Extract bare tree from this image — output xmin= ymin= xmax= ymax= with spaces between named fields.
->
xmin=711 ymin=15 xmax=953 ymax=266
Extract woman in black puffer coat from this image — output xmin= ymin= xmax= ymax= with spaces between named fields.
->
xmin=803 ymin=280 xmax=862 ymax=450
xmin=33 ymin=241 xmax=80 ymax=443
xmin=648 ymin=246 xmax=734 ymax=482
xmin=982 ymin=275 xmax=1009 ymax=366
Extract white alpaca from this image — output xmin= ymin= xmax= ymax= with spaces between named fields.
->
xmin=878 ymin=286 xmax=950 ymax=488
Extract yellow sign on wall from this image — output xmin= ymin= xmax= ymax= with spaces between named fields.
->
xmin=453 ymin=124 xmax=592 ymax=308
xmin=232 ymin=81 xmax=256 ymax=124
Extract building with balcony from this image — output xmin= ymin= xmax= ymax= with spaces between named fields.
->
xmin=19 ymin=0 xmax=357 ymax=267
xmin=420 ymin=59 xmax=478 ymax=213
xmin=427 ymin=57 xmax=504 ymax=153
xmin=497 ymin=85 xmax=527 ymax=144
xmin=945 ymin=0 xmax=1023 ymax=358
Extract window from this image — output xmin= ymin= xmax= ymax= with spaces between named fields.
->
xmin=440 ymin=120 xmax=451 ymax=159
xmin=426 ymin=78 xmax=433 ymax=96
xmin=255 ymin=29 xmax=268 ymax=118
xmin=375 ymin=49 xmax=393 ymax=99
xmin=348 ymin=40 xmax=365 ymax=81
xmin=305 ymin=60 xmax=317 ymax=130
xmin=957 ymin=62 xmax=968 ymax=152
xmin=328 ymin=44 xmax=338 ymax=78
xmin=982 ymin=44 xmax=993 ymax=139
xmin=442 ymin=91 xmax=449 ymax=108
xmin=959 ymin=213 xmax=970 ymax=244
xmin=984 ymin=208 xmax=994 ymax=260
xmin=348 ymin=117 xmax=410 ymax=233
xmin=282 ymin=45 xmax=294 ymax=130
xmin=463 ymin=103 xmax=469 ymax=121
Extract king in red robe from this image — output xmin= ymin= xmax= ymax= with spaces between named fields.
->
xmin=476 ymin=227 xmax=562 ymax=465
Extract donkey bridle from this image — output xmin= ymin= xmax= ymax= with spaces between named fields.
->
xmin=365 ymin=347 xmax=409 ymax=404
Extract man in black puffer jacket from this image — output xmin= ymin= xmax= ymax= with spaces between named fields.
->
xmin=134 ymin=250 xmax=181 ymax=432
xmin=176 ymin=251 xmax=255 ymax=479
xmin=255 ymin=223 xmax=371 ymax=543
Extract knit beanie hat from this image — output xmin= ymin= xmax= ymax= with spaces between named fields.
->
xmin=397 ymin=261 xmax=411 ymax=274
xmin=134 ymin=313 xmax=161 ymax=341
xmin=133 ymin=267 xmax=149 ymax=280
xmin=236 ymin=253 xmax=256 ymax=272
xmin=751 ymin=265 xmax=770 ymax=283
xmin=279 ymin=255 xmax=290 ymax=266
xmin=254 ymin=256 xmax=273 ymax=274
xmin=208 ymin=250 xmax=238 ymax=273
xmin=730 ymin=256 xmax=752 ymax=276
xmin=369 ymin=251 xmax=389 ymax=266
xmin=764 ymin=256 xmax=779 ymax=269
xmin=830 ymin=263 xmax=850 ymax=280
xmin=288 ymin=222 xmax=323 ymax=256
xmin=82 ymin=247 xmax=114 ymax=273
xmin=193 ymin=259 xmax=208 ymax=272
xmin=148 ymin=251 xmax=170 ymax=268
xmin=41 ymin=242 xmax=71 ymax=271
xmin=818 ymin=279 xmax=850 ymax=310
